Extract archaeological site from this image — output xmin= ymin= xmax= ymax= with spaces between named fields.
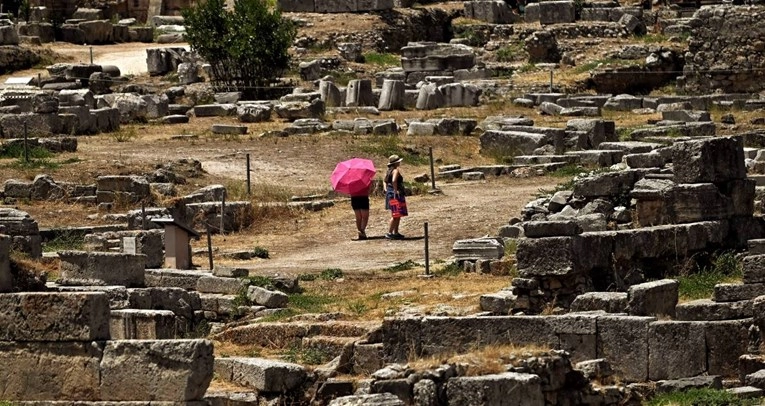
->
xmin=6 ymin=0 xmax=765 ymax=404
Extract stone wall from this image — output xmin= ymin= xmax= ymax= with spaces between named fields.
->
xmin=680 ymin=6 xmax=765 ymax=94
xmin=381 ymin=315 xmax=750 ymax=382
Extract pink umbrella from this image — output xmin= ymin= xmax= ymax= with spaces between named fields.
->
xmin=331 ymin=158 xmax=376 ymax=196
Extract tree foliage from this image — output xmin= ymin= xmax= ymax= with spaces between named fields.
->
xmin=183 ymin=0 xmax=296 ymax=98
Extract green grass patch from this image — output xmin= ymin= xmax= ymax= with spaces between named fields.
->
xmin=678 ymin=251 xmax=742 ymax=301
xmin=639 ymin=33 xmax=670 ymax=44
xmin=496 ymin=43 xmax=523 ymax=62
xmin=384 ymin=259 xmax=417 ymax=273
xmin=358 ymin=136 xmax=429 ymax=166
xmin=433 ymin=262 xmax=463 ymax=277
xmin=319 ymin=268 xmax=344 ymax=280
xmin=281 ymin=344 xmax=332 ymax=365
xmin=549 ymin=164 xmax=588 ymax=178
xmin=363 ymin=52 xmax=399 ymax=67
xmin=109 ymin=127 xmax=139 ymax=142
xmin=43 ymin=230 xmax=85 ymax=252
xmin=252 ymin=246 xmax=269 ymax=259
xmin=257 ymin=308 xmax=297 ymax=322
xmin=288 ymin=293 xmax=337 ymax=313
xmin=328 ymin=70 xmax=358 ymax=86
xmin=246 ymin=275 xmax=275 ymax=288
xmin=0 ymin=144 xmax=53 ymax=160
xmin=504 ymin=239 xmax=518 ymax=257
xmin=646 ymin=388 xmax=761 ymax=406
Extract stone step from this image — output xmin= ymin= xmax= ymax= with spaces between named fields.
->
xmin=213 ymin=321 xmax=380 ymax=347
xmin=58 ymin=250 xmax=145 ymax=288
xmin=211 ymin=124 xmax=247 ymax=135
xmin=713 ymin=283 xmax=765 ymax=303
xmin=110 ymin=309 xmax=178 ymax=339
xmin=748 ymin=239 xmax=765 ymax=254
xmin=742 ymin=255 xmax=765 ymax=284
xmin=214 ymin=357 xmax=306 ymax=392
xmin=302 ymin=335 xmax=359 ymax=360
xmin=479 ymin=290 xmax=516 ymax=315
xmin=597 ymin=141 xmax=662 ymax=154
xmin=675 ymin=299 xmax=753 ymax=321
xmin=196 ymin=275 xmax=248 ymax=295
xmin=50 ymin=284 xmax=131 ymax=309
xmin=564 ymin=150 xmax=624 ymax=167
xmin=0 ymin=292 xmax=110 ymax=341
xmin=570 ymin=292 xmax=628 ymax=314
xmin=727 ymin=386 xmax=763 ymax=399
xmin=145 ymin=268 xmax=213 ymax=290
xmin=513 ymin=155 xmax=579 ymax=165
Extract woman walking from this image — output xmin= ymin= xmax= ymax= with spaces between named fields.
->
xmin=351 ymin=190 xmax=370 ymax=240
xmin=384 ymin=155 xmax=408 ymax=240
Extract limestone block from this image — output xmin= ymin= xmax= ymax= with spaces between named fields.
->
xmin=464 ymin=0 xmax=517 ymax=23
xmin=452 ymin=237 xmax=504 ymax=261
xmin=0 ymin=341 xmax=103 ymax=401
xmin=110 ymin=309 xmax=177 ymax=339
xmin=194 ymin=104 xmax=237 ymax=117
xmin=673 ymin=136 xmax=746 ymax=184
xmin=416 ymin=83 xmax=444 ymax=110
xmin=550 ymin=314 xmax=598 ymax=363
xmin=439 ymin=83 xmax=481 ymax=107
xmin=353 ymin=343 xmax=384 ymax=375
xmin=329 ymin=394 xmax=404 ymax=405
xmin=58 ymin=250 xmax=146 ymax=287
xmin=628 ymin=279 xmax=678 ymax=317
xmin=479 ymin=290 xmax=516 ymax=314
xmin=247 ymin=285 xmax=288 ymax=308
xmin=597 ymin=316 xmax=654 ymax=382
xmin=523 ymin=220 xmax=582 ymax=238
xmin=648 ymin=321 xmax=706 ymax=381
xmin=100 ymin=339 xmax=213 ymax=400
xmin=146 ymin=47 xmax=185 ymax=76
xmin=0 ymin=292 xmax=110 ymax=341
xmin=675 ymin=299 xmax=752 ymax=321
xmin=0 ymin=235 xmax=9 ymax=292
xmin=517 ymin=236 xmax=576 ymax=277
xmin=714 ymin=283 xmax=765 ymax=302
xmin=743 ymin=255 xmax=765 ymax=284
xmin=127 ymin=287 xmax=201 ymax=320
xmin=197 ymin=276 xmax=248 ymax=295
xmin=745 ymin=369 xmax=765 ymax=389
xmin=539 ymin=1 xmax=575 ymax=24
xmin=446 ymin=373 xmax=543 ymax=405
xmin=320 ymin=80 xmax=343 ymax=108
xmin=211 ymin=124 xmax=247 ymax=135
xmin=573 ymin=170 xmax=639 ymax=198
xmin=144 ymin=269 xmax=209 ymax=290
xmin=378 ymin=79 xmax=405 ymax=111
xmin=570 ymin=292 xmax=627 ymax=313
xmin=479 ymin=130 xmax=548 ymax=156
xmin=215 ymin=357 xmax=306 ymax=392
xmin=346 ymin=79 xmax=375 ymax=107
xmin=274 ymin=99 xmax=325 ymax=121
xmin=656 ymin=376 xmax=722 ymax=393
xmin=705 ymin=319 xmax=750 ymax=377
xmin=407 ymin=122 xmax=436 ymax=136
xmin=427 ymin=117 xmax=477 ymax=136
xmin=357 ymin=0 xmax=393 ymax=10
xmin=661 ymin=110 xmax=711 ymax=122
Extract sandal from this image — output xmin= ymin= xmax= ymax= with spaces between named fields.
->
xmin=358 ymin=232 xmax=367 ymax=240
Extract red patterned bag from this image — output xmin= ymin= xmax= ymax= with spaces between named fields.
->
xmin=389 ymin=196 xmax=408 ymax=218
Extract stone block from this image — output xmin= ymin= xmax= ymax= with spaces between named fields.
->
xmin=714 ymin=283 xmax=765 ymax=303
xmin=673 ymin=136 xmax=746 ymax=184
xmin=538 ymin=1 xmax=575 ymax=24
xmin=58 ymin=250 xmax=146 ymax=287
xmin=648 ymin=321 xmax=706 ymax=380
xmin=329 ymin=394 xmax=404 ymax=405
xmin=452 ymin=237 xmax=504 ymax=261
xmin=446 ymin=373 xmax=543 ymax=405
xmin=0 ymin=341 xmax=103 ymax=401
xmin=247 ymin=285 xmax=288 ymax=308
xmin=745 ymin=369 xmax=765 ymax=389
xmin=128 ymin=287 xmax=202 ymax=320
xmin=597 ymin=316 xmax=653 ymax=382
xmin=573 ymin=170 xmax=639 ymax=198
xmin=0 ymin=234 xmax=9 ymax=292
xmin=523 ymin=220 xmax=582 ymax=238
xmin=110 ymin=309 xmax=178 ymax=339
xmin=628 ymin=279 xmax=678 ymax=317
xmin=551 ymin=314 xmax=598 ymax=363
xmin=215 ymin=357 xmax=306 ymax=392
xmin=0 ymin=292 xmax=110 ymax=341
xmin=145 ymin=269 xmax=212 ymax=290
xmin=517 ymin=237 xmax=576 ymax=277
xmin=464 ymin=0 xmax=517 ymax=23
xmin=656 ymin=376 xmax=722 ymax=393
xmin=705 ymin=319 xmax=750 ymax=377
xmin=479 ymin=290 xmax=516 ymax=314
xmin=197 ymin=276 xmax=248 ymax=295
xmin=570 ymin=292 xmax=627 ymax=313
xmin=100 ymin=339 xmax=213 ymax=400
xmin=675 ymin=299 xmax=752 ymax=321
xmin=353 ymin=343 xmax=384 ymax=375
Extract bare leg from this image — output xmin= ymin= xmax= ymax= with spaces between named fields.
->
xmin=389 ymin=217 xmax=401 ymax=234
xmin=359 ymin=210 xmax=369 ymax=234
xmin=354 ymin=210 xmax=363 ymax=233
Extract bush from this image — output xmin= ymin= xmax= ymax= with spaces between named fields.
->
xmin=183 ymin=0 xmax=296 ymax=98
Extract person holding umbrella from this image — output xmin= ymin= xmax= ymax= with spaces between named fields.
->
xmin=330 ymin=158 xmax=376 ymax=240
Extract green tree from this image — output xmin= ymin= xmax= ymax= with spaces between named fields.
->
xmin=183 ymin=0 xmax=296 ymax=98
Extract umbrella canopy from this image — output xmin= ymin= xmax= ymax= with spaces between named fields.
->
xmin=331 ymin=158 xmax=376 ymax=196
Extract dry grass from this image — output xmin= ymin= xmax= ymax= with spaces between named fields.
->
xmin=408 ymin=343 xmax=553 ymax=376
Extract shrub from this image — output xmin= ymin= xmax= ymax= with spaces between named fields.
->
xmin=319 ymin=268 xmax=343 ymax=280
xmin=363 ymin=52 xmax=399 ymax=67
xmin=183 ymin=0 xmax=296 ymax=98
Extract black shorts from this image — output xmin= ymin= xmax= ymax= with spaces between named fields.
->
xmin=351 ymin=196 xmax=370 ymax=210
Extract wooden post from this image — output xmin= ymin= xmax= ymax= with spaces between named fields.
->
xmin=141 ymin=203 xmax=146 ymax=229
xmin=246 ymin=153 xmax=251 ymax=196
xmin=549 ymin=70 xmax=553 ymax=93
xmin=424 ymin=222 xmax=430 ymax=276
xmin=206 ymin=224 xmax=214 ymax=270
xmin=429 ymin=147 xmax=436 ymax=191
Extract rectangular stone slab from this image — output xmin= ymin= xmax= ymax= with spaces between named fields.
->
xmin=596 ymin=316 xmax=654 ymax=382
xmin=0 ymin=292 xmax=110 ymax=341
xmin=216 ymin=357 xmax=306 ymax=392
xmin=648 ymin=321 xmax=707 ymax=380
xmin=0 ymin=341 xmax=103 ymax=401
xmin=99 ymin=339 xmax=214 ymax=401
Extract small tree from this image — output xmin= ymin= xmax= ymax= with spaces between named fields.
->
xmin=183 ymin=0 xmax=296 ymax=98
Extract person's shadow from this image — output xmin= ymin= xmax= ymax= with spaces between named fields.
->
xmin=354 ymin=235 xmax=425 ymax=241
